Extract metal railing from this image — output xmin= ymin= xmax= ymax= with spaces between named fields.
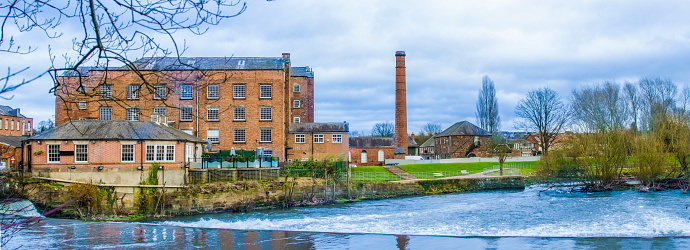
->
xmin=188 ymin=157 xmax=280 ymax=169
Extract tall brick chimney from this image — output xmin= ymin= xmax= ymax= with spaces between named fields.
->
xmin=395 ymin=51 xmax=408 ymax=155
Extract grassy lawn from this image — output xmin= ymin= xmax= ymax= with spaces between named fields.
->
xmin=399 ymin=161 xmax=539 ymax=178
xmin=349 ymin=166 xmax=402 ymax=182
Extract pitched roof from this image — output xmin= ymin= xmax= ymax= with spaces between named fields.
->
xmin=0 ymin=136 xmax=28 ymax=148
xmin=291 ymin=67 xmax=314 ymax=78
xmin=0 ymin=105 xmax=26 ymax=118
xmin=289 ymin=122 xmax=348 ymax=133
xmin=407 ymin=135 xmax=418 ymax=147
xmin=420 ymin=137 xmax=435 ymax=147
xmin=126 ymin=57 xmax=285 ymax=71
xmin=349 ymin=136 xmax=395 ymax=148
xmin=436 ymin=121 xmax=492 ymax=137
xmin=28 ymin=121 xmax=205 ymax=143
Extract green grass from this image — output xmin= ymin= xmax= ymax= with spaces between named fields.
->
xmin=399 ymin=161 xmax=538 ymax=178
xmin=349 ymin=166 xmax=402 ymax=182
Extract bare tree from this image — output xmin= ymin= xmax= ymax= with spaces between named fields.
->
xmin=371 ymin=121 xmax=394 ymax=137
xmin=476 ymin=75 xmax=500 ymax=134
xmin=623 ymin=82 xmax=640 ymax=132
xmin=488 ymin=135 xmax=511 ymax=175
xmin=514 ymin=87 xmax=570 ymax=156
xmin=571 ymin=81 xmax=629 ymax=132
xmin=638 ymin=76 xmax=677 ymax=131
xmin=421 ymin=122 xmax=442 ymax=136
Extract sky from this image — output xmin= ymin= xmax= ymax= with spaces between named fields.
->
xmin=3 ymin=0 xmax=690 ymax=134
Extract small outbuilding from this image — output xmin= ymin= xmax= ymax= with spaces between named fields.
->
xmin=434 ymin=121 xmax=492 ymax=159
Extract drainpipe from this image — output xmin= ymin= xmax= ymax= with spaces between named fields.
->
xmin=195 ymin=78 xmax=199 ymax=137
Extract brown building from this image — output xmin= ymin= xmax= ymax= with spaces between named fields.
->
xmin=348 ymin=137 xmax=401 ymax=166
xmin=0 ymin=105 xmax=33 ymax=136
xmin=419 ymin=137 xmax=436 ymax=160
xmin=434 ymin=121 xmax=492 ymax=159
xmin=55 ymin=54 xmax=314 ymax=161
xmin=287 ymin=122 xmax=349 ymax=161
xmin=24 ymin=120 xmax=205 ymax=172
xmin=0 ymin=135 xmax=26 ymax=170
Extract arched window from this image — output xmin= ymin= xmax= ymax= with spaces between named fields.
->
xmin=378 ymin=150 xmax=385 ymax=162
xmin=361 ymin=150 xmax=367 ymax=163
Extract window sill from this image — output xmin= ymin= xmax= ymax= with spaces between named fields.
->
xmin=259 ymin=97 xmax=272 ymax=100
xmin=259 ymin=141 xmax=272 ymax=144
xmin=207 ymin=97 xmax=219 ymax=100
xmin=180 ymin=98 xmax=193 ymax=100
xmin=180 ymin=120 xmax=193 ymax=122
xmin=234 ymin=97 xmax=246 ymax=100
xmin=293 ymin=107 xmax=301 ymax=109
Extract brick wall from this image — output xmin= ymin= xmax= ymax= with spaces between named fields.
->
xmin=0 ymin=115 xmax=33 ymax=136
xmin=286 ymin=132 xmax=349 ymax=161
xmin=349 ymin=147 xmax=395 ymax=166
xmin=434 ymin=135 xmax=490 ymax=159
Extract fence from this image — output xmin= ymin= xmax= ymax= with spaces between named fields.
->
xmin=187 ymin=168 xmax=281 ymax=184
xmin=188 ymin=157 xmax=279 ymax=169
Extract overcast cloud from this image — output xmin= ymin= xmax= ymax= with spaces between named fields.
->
xmin=3 ymin=0 xmax=690 ymax=134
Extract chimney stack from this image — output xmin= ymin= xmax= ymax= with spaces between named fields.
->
xmin=395 ymin=51 xmax=408 ymax=155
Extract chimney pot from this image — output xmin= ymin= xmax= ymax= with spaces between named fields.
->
xmin=282 ymin=53 xmax=290 ymax=59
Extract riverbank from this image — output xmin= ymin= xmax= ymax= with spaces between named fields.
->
xmin=22 ymin=175 xmax=527 ymax=221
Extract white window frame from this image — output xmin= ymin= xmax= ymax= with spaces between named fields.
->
xmin=180 ymin=84 xmax=193 ymax=100
xmin=293 ymin=100 xmax=300 ymax=108
xmin=10 ymin=120 xmax=13 ymax=130
xmin=207 ymin=129 xmax=219 ymax=143
xmin=234 ymin=107 xmax=246 ymax=121
xmin=234 ymin=129 xmax=246 ymax=143
xmin=207 ymin=107 xmax=219 ymax=121
xmin=154 ymin=107 xmax=166 ymax=116
xmin=127 ymin=107 xmax=139 ymax=121
xmin=361 ymin=150 xmax=367 ymax=163
xmin=145 ymin=145 xmax=175 ymax=162
xmin=78 ymin=101 xmax=87 ymax=110
xmin=294 ymin=84 xmax=300 ymax=93
xmin=100 ymin=107 xmax=112 ymax=120
xmin=295 ymin=134 xmax=305 ymax=143
xmin=181 ymin=129 xmax=193 ymax=135
xmin=100 ymin=85 xmax=112 ymax=100
xmin=127 ymin=85 xmax=139 ymax=100
xmin=260 ymin=129 xmax=272 ymax=143
xmin=260 ymin=84 xmax=272 ymax=99
xmin=180 ymin=106 xmax=193 ymax=121
xmin=260 ymin=107 xmax=272 ymax=121
xmin=293 ymin=117 xmax=300 ymax=123
xmin=332 ymin=134 xmax=342 ymax=143
xmin=378 ymin=150 xmax=385 ymax=162
xmin=233 ymin=84 xmax=245 ymax=99
xmin=314 ymin=134 xmax=324 ymax=143
xmin=75 ymin=144 xmax=88 ymax=163
xmin=121 ymin=144 xmax=135 ymax=162
xmin=48 ymin=144 xmax=60 ymax=163
xmin=207 ymin=85 xmax=219 ymax=99
xmin=154 ymin=86 xmax=167 ymax=100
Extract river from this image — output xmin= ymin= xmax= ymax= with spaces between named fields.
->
xmin=5 ymin=185 xmax=690 ymax=249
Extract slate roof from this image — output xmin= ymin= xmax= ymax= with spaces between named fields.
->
xmin=394 ymin=147 xmax=406 ymax=154
xmin=435 ymin=121 xmax=492 ymax=137
xmin=0 ymin=136 xmax=27 ymax=148
xmin=126 ymin=57 xmax=285 ymax=71
xmin=289 ymin=122 xmax=348 ymax=133
xmin=420 ymin=137 xmax=435 ymax=148
xmin=28 ymin=121 xmax=205 ymax=143
xmin=0 ymin=105 xmax=26 ymax=118
xmin=290 ymin=67 xmax=314 ymax=78
xmin=349 ymin=136 xmax=395 ymax=148
xmin=408 ymin=135 xmax=418 ymax=147
xmin=60 ymin=67 xmax=100 ymax=77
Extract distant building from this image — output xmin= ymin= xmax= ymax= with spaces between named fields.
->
xmin=419 ymin=137 xmax=435 ymax=160
xmin=24 ymin=120 xmax=205 ymax=173
xmin=0 ymin=105 xmax=33 ymax=136
xmin=287 ymin=122 xmax=349 ymax=161
xmin=0 ymin=135 xmax=27 ymax=170
xmin=434 ymin=121 xmax=492 ymax=159
xmin=348 ymin=136 xmax=402 ymax=166
xmin=54 ymin=54 xmax=314 ymax=161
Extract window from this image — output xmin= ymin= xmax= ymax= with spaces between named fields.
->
xmin=234 ymin=107 xmax=245 ymax=121
xmin=234 ymin=129 xmax=246 ymax=143
xmin=121 ymin=145 xmax=134 ymax=162
xmin=260 ymin=85 xmax=272 ymax=98
xmin=75 ymin=144 xmax=88 ymax=162
xmin=78 ymin=101 xmax=87 ymax=110
xmin=154 ymin=86 xmax=167 ymax=99
xmin=233 ymin=84 xmax=245 ymax=99
xmin=100 ymin=85 xmax=112 ymax=100
xmin=378 ymin=150 xmax=385 ymax=162
xmin=16 ymin=121 xmax=19 ymax=131
xmin=294 ymin=84 xmax=300 ymax=92
xmin=27 ymin=121 xmax=31 ymax=131
xmin=361 ymin=150 xmax=367 ymax=163
xmin=260 ymin=129 xmax=272 ymax=143
xmin=100 ymin=107 xmax=112 ymax=120
xmin=208 ymin=129 xmax=219 ymax=143
xmin=180 ymin=106 xmax=193 ymax=121
xmin=180 ymin=84 xmax=193 ymax=100
xmin=10 ymin=120 xmax=13 ymax=130
xmin=4 ymin=119 xmax=6 ymax=129
xmin=48 ymin=144 xmax=60 ymax=163
xmin=332 ymin=134 xmax=342 ymax=143
xmin=127 ymin=85 xmax=139 ymax=100
xmin=293 ymin=100 xmax=301 ymax=108
xmin=314 ymin=134 xmax=324 ymax=143
xmin=293 ymin=117 xmax=300 ymax=123
xmin=145 ymin=145 xmax=174 ymax=162
xmin=181 ymin=129 xmax=193 ymax=135
xmin=207 ymin=107 xmax=219 ymax=121
xmin=260 ymin=107 xmax=272 ymax=121
xmin=127 ymin=107 xmax=139 ymax=121
xmin=295 ymin=134 xmax=305 ymax=143
xmin=207 ymin=85 xmax=219 ymax=99
xmin=154 ymin=107 xmax=166 ymax=116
